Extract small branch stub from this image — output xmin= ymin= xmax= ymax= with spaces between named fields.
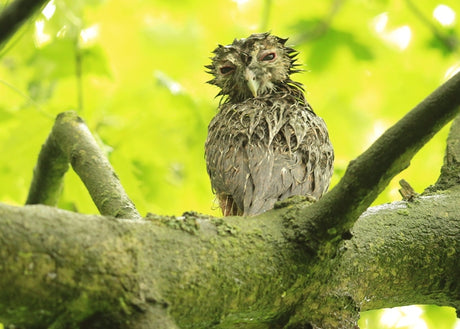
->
xmin=398 ymin=179 xmax=419 ymax=201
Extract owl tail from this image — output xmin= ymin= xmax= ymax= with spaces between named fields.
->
xmin=218 ymin=194 xmax=242 ymax=216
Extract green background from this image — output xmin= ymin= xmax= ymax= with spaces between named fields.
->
xmin=0 ymin=0 xmax=459 ymax=328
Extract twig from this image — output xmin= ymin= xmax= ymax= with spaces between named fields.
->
xmin=398 ymin=179 xmax=418 ymax=201
xmin=26 ymin=111 xmax=141 ymax=219
xmin=285 ymin=71 xmax=460 ymax=250
xmin=75 ymin=38 xmax=84 ymax=113
xmin=0 ymin=79 xmax=54 ymax=118
xmin=0 ymin=0 xmax=49 ymax=46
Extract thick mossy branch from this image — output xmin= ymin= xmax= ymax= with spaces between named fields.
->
xmin=339 ymin=189 xmax=460 ymax=314
xmin=26 ymin=111 xmax=141 ymax=219
xmin=0 ymin=0 xmax=49 ymax=46
xmin=1 ymin=191 xmax=459 ymax=329
xmin=287 ymin=71 xmax=460 ymax=250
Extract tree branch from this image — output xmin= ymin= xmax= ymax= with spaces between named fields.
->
xmin=429 ymin=114 xmax=460 ymax=191
xmin=0 ymin=0 xmax=49 ymax=46
xmin=285 ymin=71 xmax=460 ymax=251
xmin=26 ymin=111 xmax=141 ymax=219
xmin=1 ymin=186 xmax=459 ymax=328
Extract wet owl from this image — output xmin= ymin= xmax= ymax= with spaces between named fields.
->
xmin=205 ymin=32 xmax=334 ymax=216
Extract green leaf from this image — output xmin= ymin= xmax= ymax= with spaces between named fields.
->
xmin=80 ymin=45 xmax=112 ymax=78
xmin=307 ymin=28 xmax=374 ymax=70
xmin=28 ymin=38 xmax=76 ymax=79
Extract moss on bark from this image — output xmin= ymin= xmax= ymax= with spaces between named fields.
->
xmin=1 ymin=186 xmax=459 ymax=328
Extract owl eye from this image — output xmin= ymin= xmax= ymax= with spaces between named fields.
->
xmin=220 ymin=66 xmax=235 ymax=75
xmin=261 ymin=52 xmax=276 ymax=61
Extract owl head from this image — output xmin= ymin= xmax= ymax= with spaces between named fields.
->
xmin=206 ymin=32 xmax=303 ymax=103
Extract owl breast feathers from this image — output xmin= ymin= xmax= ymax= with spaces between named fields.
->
xmin=205 ymin=32 xmax=334 ymax=216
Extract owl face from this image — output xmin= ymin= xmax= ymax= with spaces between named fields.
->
xmin=207 ymin=33 xmax=301 ymax=102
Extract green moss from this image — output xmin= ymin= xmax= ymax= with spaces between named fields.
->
xmin=212 ymin=218 xmax=239 ymax=236
xmin=274 ymin=195 xmax=315 ymax=210
xmin=145 ymin=212 xmax=200 ymax=235
xmin=397 ymin=209 xmax=410 ymax=216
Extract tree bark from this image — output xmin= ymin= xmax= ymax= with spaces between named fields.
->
xmin=429 ymin=114 xmax=460 ymax=191
xmin=0 ymin=0 xmax=49 ymax=46
xmin=1 ymin=185 xmax=459 ymax=328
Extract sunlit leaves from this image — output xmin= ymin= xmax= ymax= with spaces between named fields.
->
xmin=433 ymin=4 xmax=456 ymax=26
xmin=79 ymin=45 xmax=111 ymax=78
xmin=29 ymin=38 xmax=77 ymax=79
xmin=291 ymin=22 xmax=375 ymax=70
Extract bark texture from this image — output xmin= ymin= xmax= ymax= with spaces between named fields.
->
xmin=430 ymin=114 xmax=460 ymax=191
xmin=0 ymin=0 xmax=49 ymax=46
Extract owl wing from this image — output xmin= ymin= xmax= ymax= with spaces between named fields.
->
xmin=205 ymin=97 xmax=333 ymax=216
xmin=245 ymin=109 xmax=333 ymax=215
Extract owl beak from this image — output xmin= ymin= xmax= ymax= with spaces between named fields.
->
xmin=245 ymin=69 xmax=259 ymax=98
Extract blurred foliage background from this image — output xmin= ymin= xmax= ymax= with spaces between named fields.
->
xmin=0 ymin=0 xmax=459 ymax=328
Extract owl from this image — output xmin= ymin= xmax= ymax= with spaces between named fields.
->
xmin=205 ymin=32 xmax=334 ymax=216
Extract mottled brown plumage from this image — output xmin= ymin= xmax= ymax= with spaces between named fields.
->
xmin=205 ymin=32 xmax=334 ymax=216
